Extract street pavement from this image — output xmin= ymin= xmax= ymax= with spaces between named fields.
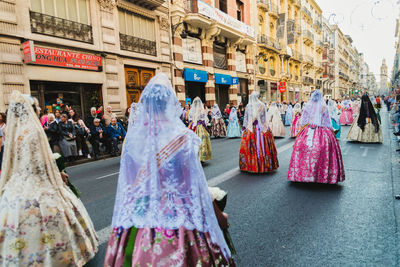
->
xmin=67 ymin=110 xmax=399 ymax=267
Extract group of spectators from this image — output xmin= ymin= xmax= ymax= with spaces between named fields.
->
xmin=41 ymin=105 xmax=127 ymax=162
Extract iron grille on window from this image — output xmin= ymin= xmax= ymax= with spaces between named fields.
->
xmin=30 ymin=11 xmax=93 ymax=44
xmin=120 ymin=33 xmax=157 ymax=56
xmin=213 ymin=44 xmax=227 ymax=69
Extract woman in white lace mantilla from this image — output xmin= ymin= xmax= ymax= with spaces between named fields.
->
xmin=0 ymin=91 xmax=98 ymax=266
xmin=104 ymin=73 xmax=235 ymax=267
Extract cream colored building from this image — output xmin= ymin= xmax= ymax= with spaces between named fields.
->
xmin=0 ymin=0 xmax=172 ymax=116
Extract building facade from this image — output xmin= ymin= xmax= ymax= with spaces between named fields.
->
xmin=380 ymin=58 xmax=388 ymax=95
xmin=171 ymin=0 xmax=255 ymax=108
xmin=0 ymin=0 xmax=174 ymax=116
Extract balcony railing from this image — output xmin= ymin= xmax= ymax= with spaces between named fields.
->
xmin=185 ymin=0 xmax=198 ymax=12
xmin=257 ymin=34 xmax=281 ymax=50
xmin=302 ymin=7 xmax=312 ymax=21
xmin=339 ymin=71 xmax=349 ymax=81
xmin=315 ymin=20 xmax=322 ymax=29
xmin=30 ymin=11 xmax=93 ymax=43
xmin=304 ymin=55 xmax=314 ymax=63
xmin=303 ymin=76 xmax=314 ymax=84
xmin=302 ymin=30 xmax=314 ymax=41
xmin=269 ymin=3 xmax=279 ymax=14
xmin=120 ymin=33 xmax=157 ymax=56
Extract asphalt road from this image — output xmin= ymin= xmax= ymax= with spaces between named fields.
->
xmin=68 ymin=111 xmax=399 ymax=267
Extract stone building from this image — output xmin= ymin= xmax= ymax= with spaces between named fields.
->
xmin=0 ymin=0 xmax=172 ymax=116
xmin=171 ymin=0 xmax=255 ymax=108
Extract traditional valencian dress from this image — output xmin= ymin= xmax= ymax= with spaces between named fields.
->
xmin=347 ymin=94 xmax=383 ymax=143
xmin=104 ymin=74 xmax=235 ymax=266
xmin=289 ymin=103 xmax=302 ymax=138
xmin=239 ymin=92 xmax=279 ymax=173
xmin=267 ymin=103 xmax=286 ymax=137
xmin=188 ymin=97 xmax=212 ymax=161
xmin=227 ymin=107 xmax=242 ymax=138
xmin=339 ymin=100 xmax=354 ymax=125
xmin=285 ymin=105 xmax=293 ymax=126
xmin=211 ymin=104 xmax=227 ymax=138
xmin=328 ymin=100 xmax=341 ymax=139
xmin=287 ymin=90 xmax=345 ymax=184
xmin=0 ymin=91 xmax=98 ymax=266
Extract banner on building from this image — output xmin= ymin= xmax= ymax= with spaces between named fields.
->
xmin=183 ymin=37 xmax=203 ymax=64
xmin=22 ymin=41 xmax=102 ymax=71
xmin=197 ymin=0 xmax=255 ymax=38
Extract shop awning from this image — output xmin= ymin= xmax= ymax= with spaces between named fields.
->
xmin=231 ymin=77 xmax=239 ymax=85
xmin=184 ymin=68 xmax=208 ymax=83
xmin=215 ymin=73 xmax=232 ymax=85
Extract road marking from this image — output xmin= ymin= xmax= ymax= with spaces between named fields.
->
xmin=96 ymin=172 xmax=120 ymax=180
xmin=360 ymin=146 xmax=375 ymax=157
xmin=97 ymin=225 xmax=113 ymax=246
xmin=95 ymin=140 xmax=294 ymax=245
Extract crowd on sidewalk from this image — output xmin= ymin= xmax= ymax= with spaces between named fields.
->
xmin=386 ymin=91 xmax=400 ymax=159
xmin=0 ymin=104 xmax=129 ymax=165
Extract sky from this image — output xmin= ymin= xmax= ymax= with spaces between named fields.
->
xmin=317 ymin=0 xmax=398 ymax=81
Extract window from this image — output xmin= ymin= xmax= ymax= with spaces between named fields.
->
xmin=118 ymin=9 xmax=155 ymax=41
xmin=30 ymin=0 xmax=90 ymax=24
xmin=216 ymin=0 xmax=227 ymax=13
xmin=236 ymin=0 xmax=243 ymax=21
xmin=213 ymin=44 xmax=227 ymax=69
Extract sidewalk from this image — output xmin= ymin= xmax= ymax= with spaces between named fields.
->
xmin=65 ymin=143 xmax=122 ymax=167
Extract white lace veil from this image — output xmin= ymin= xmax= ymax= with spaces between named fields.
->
xmin=229 ymin=107 xmax=238 ymax=121
xmin=328 ymin=99 xmax=340 ymax=122
xmin=293 ymin=103 xmax=302 ymax=115
xmin=128 ymin=102 xmax=138 ymax=132
xmin=0 ymin=91 xmax=98 ymax=241
xmin=112 ymin=73 xmax=231 ymax=258
xmin=211 ymin=104 xmax=222 ymax=119
xmin=243 ymin=91 xmax=267 ymax=132
xmin=266 ymin=102 xmax=281 ymax=122
xmin=189 ymin=97 xmax=208 ymax=125
xmin=300 ymin=90 xmax=332 ymax=128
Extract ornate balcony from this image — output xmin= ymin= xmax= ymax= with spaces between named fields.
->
xmin=302 ymin=7 xmax=312 ymax=21
xmin=303 ymin=76 xmax=314 ymax=84
xmin=302 ymin=30 xmax=314 ymax=45
xmin=119 ymin=33 xmax=157 ymax=56
xmin=30 ymin=11 xmax=93 ymax=44
xmin=128 ymin=0 xmax=165 ymax=10
xmin=257 ymin=0 xmax=270 ymax=11
xmin=257 ymin=34 xmax=281 ymax=51
xmin=268 ymin=3 xmax=279 ymax=19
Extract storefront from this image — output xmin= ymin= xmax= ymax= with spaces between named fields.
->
xmin=184 ymin=68 xmax=208 ymax=104
xmin=258 ymin=80 xmax=267 ymax=102
xmin=215 ymin=73 xmax=231 ymax=109
xmin=124 ymin=67 xmax=155 ymax=106
xmin=30 ymin=81 xmax=102 ymax=119
xmin=22 ymin=41 xmax=104 ymax=119
xmin=238 ymin=78 xmax=249 ymax=106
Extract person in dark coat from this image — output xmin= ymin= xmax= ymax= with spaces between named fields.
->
xmin=89 ymin=118 xmax=112 ymax=160
xmin=43 ymin=113 xmax=59 ymax=151
xmin=58 ymin=114 xmax=78 ymax=161
xmin=107 ymin=118 xmax=126 ymax=156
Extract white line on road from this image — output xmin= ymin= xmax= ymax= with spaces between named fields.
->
xmin=96 ymin=172 xmax=120 ymax=180
xmin=360 ymin=146 xmax=375 ymax=157
xmin=95 ymin=140 xmax=294 ymax=245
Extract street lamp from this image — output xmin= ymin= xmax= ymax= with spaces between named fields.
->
xmin=171 ymin=22 xmax=188 ymax=39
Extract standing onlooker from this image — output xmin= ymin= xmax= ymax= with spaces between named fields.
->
xmin=107 ymin=118 xmax=126 ymax=156
xmin=103 ymin=105 xmax=116 ymax=127
xmin=40 ymin=109 xmax=48 ymax=126
xmin=54 ymin=109 xmax=61 ymax=123
xmin=89 ymin=118 xmax=111 ymax=160
xmin=43 ymin=113 xmax=59 ymax=151
xmin=181 ymin=104 xmax=190 ymax=126
xmin=0 ymin=112 xmax=6 ymax=144
xmin=70 ymin=110 xmax=91 ymax=158
xmin=87 ymin=107 xmax=100 ymax=126
xmin=58 ymin=114 xmax=78 ymax=162
xmin=62 ymin=104 xmax=71 ymax=118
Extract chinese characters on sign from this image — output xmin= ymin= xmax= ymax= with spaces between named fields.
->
xmin=23 ymin=41 xmax=102 ymax=71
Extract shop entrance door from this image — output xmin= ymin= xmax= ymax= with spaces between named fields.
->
xmin=185 ymin=81 xmax=206 ymax=104
xmin=30 ymin=81 xmax=102 ymax=119
xmin=125 ymin=67 xmax=155 ymax=106
xmin=238 ymin=78 xmax=249 ymax=106
xmin=216 ymin=84 xmax=229 ymax=110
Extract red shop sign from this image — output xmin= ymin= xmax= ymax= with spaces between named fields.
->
xmin=22 ymin=41 xmax=102 ymax=71
xmin=278 ymin=81 xmax=286 ymax=92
